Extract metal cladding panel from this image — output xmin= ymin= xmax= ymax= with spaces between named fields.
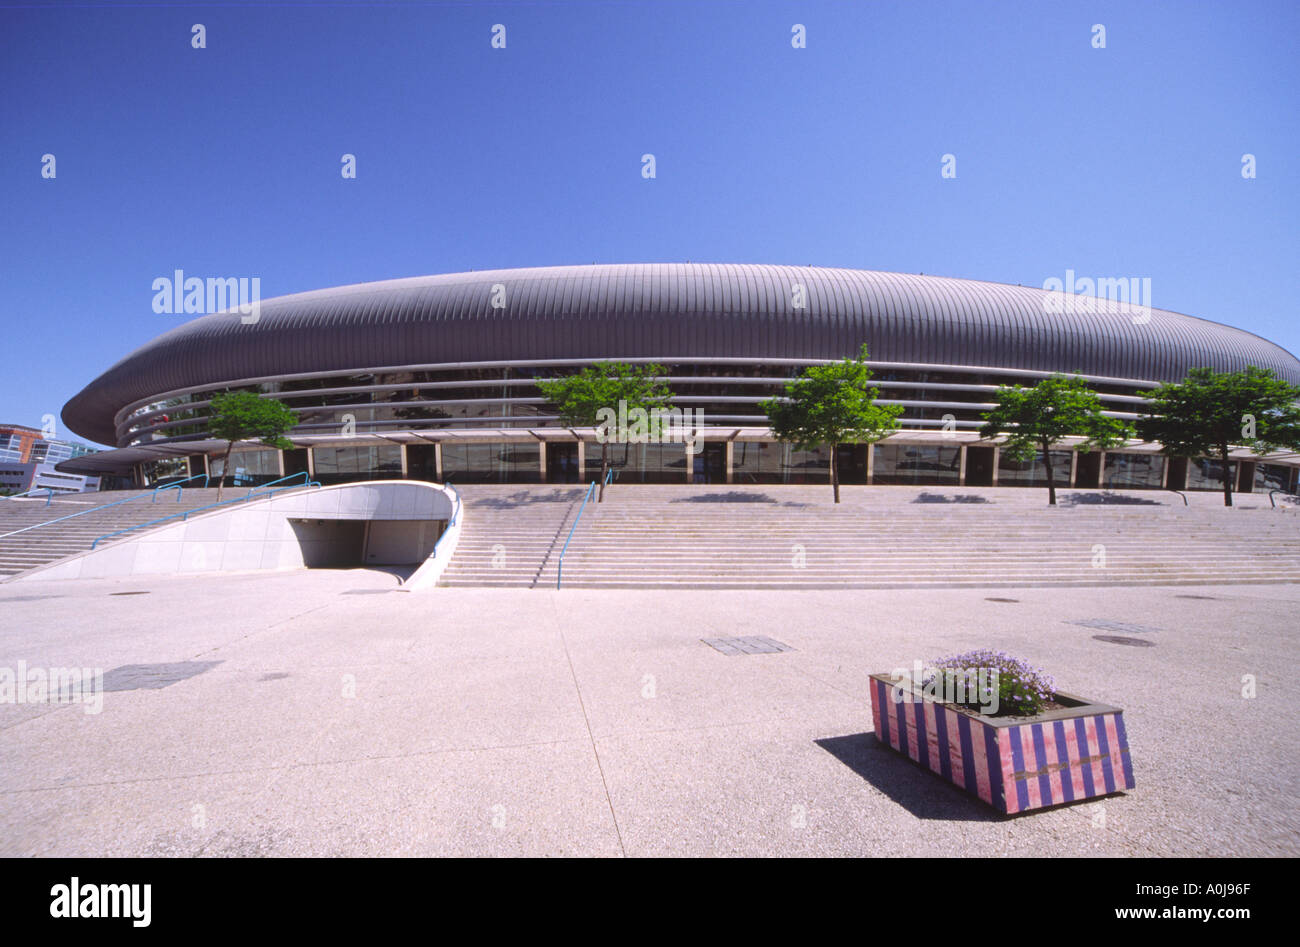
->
xmin=62 ymin=263 xmax=1300 ymax=445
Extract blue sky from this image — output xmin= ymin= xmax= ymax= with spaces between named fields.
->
xmin=2 ymin=0 xmax=1297 ymax=447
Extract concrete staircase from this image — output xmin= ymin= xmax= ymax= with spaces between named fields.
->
xmin=0 ymin=488 xmax=248 ymax=579
xmin=439 ymin=484 xmax=1300 ymax=589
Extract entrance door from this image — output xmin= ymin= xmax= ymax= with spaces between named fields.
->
xmin=547 ymin=443 xmax=579 ymax=483
xmin=965 ymin=446 xmax=995 ymax=486
xmin=694 ymin=443 xmax=725 ymax=483
xmin=407 ymin=444 xmax=438 ymax=482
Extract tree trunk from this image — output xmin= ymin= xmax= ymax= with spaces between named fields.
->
xmin=1221 ymin=444 xmax=1233 ymax=508
xmin=1042 ymin=441 xmax=1057 ymax=506
xmin=216 ymin=443 xmax=234 ymax=502
xmin=830 ymin=443 xmax=840 ymax=504
xmin=597 ymin=442 xmax=609 ymax=503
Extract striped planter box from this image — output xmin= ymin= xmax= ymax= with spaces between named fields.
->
xmin=869 ymin=673 xmax=1134 ymax=814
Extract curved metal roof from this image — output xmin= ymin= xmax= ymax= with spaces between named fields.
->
xmin=63 ymin=264 xmax=1300 ymax=445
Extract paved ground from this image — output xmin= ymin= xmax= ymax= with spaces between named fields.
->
xmin=1 ymin=568 xmax=1295 ymax=856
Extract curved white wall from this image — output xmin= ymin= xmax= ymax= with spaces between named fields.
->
xmin=17 ymin=481 xmax=459 ymax=586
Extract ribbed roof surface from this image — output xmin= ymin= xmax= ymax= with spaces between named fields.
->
xmin=63 ymin=264 xmax=1300 ymax=445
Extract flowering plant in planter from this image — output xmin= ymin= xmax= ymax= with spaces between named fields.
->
xmin=921 ymin=649 xmax=1056 ymax=717
xmin=870 ymin=652 xmax=1133 ymax=814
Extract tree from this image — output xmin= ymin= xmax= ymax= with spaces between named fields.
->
xmin=760 ymin=345 xmax=903 ymax=503
xmin=535 ymin=362 xmax=673 ymax=502
xmin=1137 ymin=366 xmax=1300 ymax=507
xmin=207 ymin=391 xmax=298 ymax=500
xmin=979 ymin=375 xmax=1132 ymax=506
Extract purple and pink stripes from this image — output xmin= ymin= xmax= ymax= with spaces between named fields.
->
xmin=870 ymin=676 xmax=1133 ymax=814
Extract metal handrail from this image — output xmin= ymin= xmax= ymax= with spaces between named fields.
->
xmin=1269 ymin=489 xmax=1297 ymax=509
xmin=556 ymin=480 xmax=597 ymax=590
xmin=430 ymin=484 xmax=462 ymax=560
xmin=0 ymin=487 xmax=54 ymax=507
xmin=91 ymin=474 xmax=320 ymax=549
xmin=1167 ymin=488 xmax=1188 ymax=507
xmin=247 ymin=471 xmax=320 ymax=501
xmin=152 ymin=473 xmax=210 ymax=502
xmin=0 ymin=490 xmax=161 ymax=541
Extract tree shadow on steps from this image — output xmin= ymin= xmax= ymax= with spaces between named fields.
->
xmin=670 ymin=492 xmax=779 ymax=504
xmin=912 ymin=492 xmax=991 ymax=504
xmin=1059 ymin=491 xmax=1163 ymax=506
xmin=468 ymin=489 xmax=589 ymax=509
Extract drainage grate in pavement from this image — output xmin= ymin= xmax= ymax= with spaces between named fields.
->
xmin=985 ymin=597 xmax=1019 ymax=603
xmin=341 ymin=589 xmax=392 ymax=595
xmin=1175 ymin=595 xmax=1217 ymax=600
xmin=259 ymin=672 xmax=290 ymax=681
xmin=1068 ymin=618 xmax=1161 ymax=635
xmin=1092 ymin=635 xmax=1156 ymax=648
xmin=702 ymin=636 xmax=794 ymax=655
xmin=101 ymin=661 xmax=222 ymax=692
xmin=109 ymin=591 xmax=150 ymax=596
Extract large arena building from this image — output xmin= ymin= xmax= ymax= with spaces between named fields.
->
xmin=58 ymin=264 xmax=1300 ymax=493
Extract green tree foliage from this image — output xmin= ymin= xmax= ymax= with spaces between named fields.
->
xmin=207 ymin=391 xmax=298 ymax=500
xmin=979 ymin=375 xmax=1132 ymax=506
xmin=760 ymin=345 xmax=903 ymax=503
xmin=535 ymin=362 xmax=672 ymax=501
xmin=1137 ymin=366 xmax=1300 ymax=507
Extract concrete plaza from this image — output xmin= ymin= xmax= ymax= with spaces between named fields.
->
xmin=1 ymin=568 xmax=1295 ymax=857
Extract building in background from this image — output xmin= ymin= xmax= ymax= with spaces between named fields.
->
xmin=0 ymin=423 xmax=101 ymax=495
xmin=55 ymin=264 xmax=1300 ymax=492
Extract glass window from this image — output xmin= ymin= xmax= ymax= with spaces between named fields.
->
xmin=997 ymin=450 xmax=1075 ymax=487
xmin=873 ymin=445 xmax=961 ymax=485
xmin=441 ymin=443 xmax=540 ymax=483
xmin=311 ymin=446 xmax=402 ymax=485
xmin=1186 ymin=458 xmax=1236 ymax=491
xmin=1102 ymin=452 xmax=1165 ymax=489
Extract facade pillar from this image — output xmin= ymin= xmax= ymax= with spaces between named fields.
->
xmin=865 ymin=443 xmax=875 ymax=485
xmin=957 ymin=445 xmax=967 ymax=485
xmin=990 ymin=448 xmax=999 ymax=486
xmin=1068 ymin=450 xmax=1078 ymax=487
xmin=725 ymin=441 xmax=734 ymax=484
xmin=538 ymin=441 xmax=547 ymax=480
xmin=398 ymin=443 xmax=409 ymax=478
xmin=575 ymin=440 xmax=584 ymax=480
xmin=434 ymin=442 xmax=443 ymax=482
xmin=684 ymin=443 xmax=694 ymax=483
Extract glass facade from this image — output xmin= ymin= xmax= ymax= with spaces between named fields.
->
xmin=311 ymin=446 xmax=401 ymax=485
xmin=1186 ymin=458 xmax=1236 ymax=491
xmin=211 ymin=449 xmax=280 ymax=486
xmin=873 ymin=445 xmax=961 ymax=485
xmin=440 ymin=443 xmax=540 ymax=483
xmin=1102 ymin=452 xmax=1165 ymax=489
xmin=1254 ymin=463 xmax=1292 ymax=493
xmin=997 ymin=450 xmax=1076 ymax=487
xmin=585 ymin=441 xmax=685 ymax=484
xmin=729 ymin=442 xmax=832 ymax=484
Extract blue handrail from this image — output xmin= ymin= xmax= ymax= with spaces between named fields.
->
xmin=430 ymin=484 xmax=462 ymax=561
xmin=91 ymin=474 xmax=320 ymax=549
xmin=152 ymin=473 xmax=210 ymax=502
xmin=556 ymin=480 xmax=598 ymax=590
xmin=0 ymin=490 xmax=161 ymax=540
xmin=1 ymin=487 xmax=54 ymax=507
xmin=245 ymin=470 xmax=318 ymax=501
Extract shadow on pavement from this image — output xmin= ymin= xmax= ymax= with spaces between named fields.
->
xmin=815 ymin=732 xmax=1004 ymax=822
